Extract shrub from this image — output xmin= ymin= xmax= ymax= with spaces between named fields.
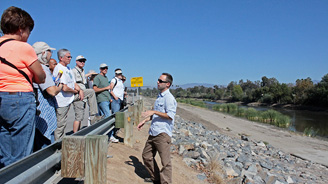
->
xmin=303 ymin=127 xmax=319 ymax=137
xmin=275 ymin=115 xmax=291 ymax=128
xmin=245 ymin=108 xmax=258 ymax=120
xmin=212 ymin=104 xmax=222 ymax=111
xmin=227 ymin=103 xmax=238 ymax=112
xmin=237 ymin=108 xmax=246 ymax=117
xmin=190 ymin=100 xmax=206 ymax=108
xmin=260 ymin=110 xmax=279 ymax=124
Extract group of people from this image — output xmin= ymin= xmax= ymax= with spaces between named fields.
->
xmin=0 ymin=6 xmax=127 ymax=168
xmin=0 ymin=6 xmax=177 ymax=184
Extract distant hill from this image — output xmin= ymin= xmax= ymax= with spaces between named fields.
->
xmin=127 ymin=83 xmax=218 ymax=90
xmin=313 ymin=80 xmax=320 ymax=84
xmin=172 ymin=83 xmax=217 ymax=89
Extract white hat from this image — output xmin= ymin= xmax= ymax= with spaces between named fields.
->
xmin=87 ymin=70 xmax=97 ymax=75
xmin=76 ymin=55 xmax=86 ymax=61
xmin=32 ymin=42 xmax=56 ymax=55
xmin=100 ymin=63 xmax=108 ymax=68
xmin=115 ymin=69 xmax=122 ymax=74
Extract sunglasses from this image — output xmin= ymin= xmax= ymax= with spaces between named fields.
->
xmin=158 ymin=79 xmax=168 ymax=83
xmin=100 ymin=67 xmax=108 ymax=70
xmin=66 ymin=56 xmax=72 ymax=59
xmin=78 ymin=60 xmax=86 ymax=63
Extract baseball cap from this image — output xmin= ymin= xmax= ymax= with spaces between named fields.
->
xmin=76 ymin=55 xmax=87 ymax=61
xmin=115 ymin=68 xmax=122 ymax=74
xmin=32 ymin=42 xmax=56 ymax=55
xmin=100 ymin=63 xmax=108 ymax=68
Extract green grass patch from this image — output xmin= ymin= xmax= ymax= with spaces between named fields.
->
xmin=177 ymin=98 xmax=206 ymax=108
xmin=178 ymin=98 xmax=291 ymax=130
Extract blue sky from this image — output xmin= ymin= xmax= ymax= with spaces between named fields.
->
xmin=1 ymin=0 xmax=327 ymax=87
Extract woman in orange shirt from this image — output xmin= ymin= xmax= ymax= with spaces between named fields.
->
xmin=0 ymin=6 xmax=46 ymax=168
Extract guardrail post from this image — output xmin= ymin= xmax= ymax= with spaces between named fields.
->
xmin=115 ymin=112 xmax=125 ymax=128
xmin=130 ymin=104 xmax=139 ymax=126
xmin=136 ymin=100 xmax=142 ymax=124
xmin=116 ymin=111 xmax=134 ymax=147
xmin=61 ymin=136 xmax=85 ymax=178
xmin=124 ymin=111 xmax=134 ymax=147
xmin=85 ymin=135 xmax=107 ymax=184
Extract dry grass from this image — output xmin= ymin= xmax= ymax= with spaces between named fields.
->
xmin=206 ymin=154 xmax=225 ymax=184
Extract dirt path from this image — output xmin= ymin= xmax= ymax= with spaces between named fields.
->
xmin=106 ymin=99 xmax=208 ymax=184
xmin=176 ymin=102 xmax=328 ymax=166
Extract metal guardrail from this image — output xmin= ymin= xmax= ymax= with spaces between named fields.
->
xmin=0 ymin=106 xmax=128 ymax=184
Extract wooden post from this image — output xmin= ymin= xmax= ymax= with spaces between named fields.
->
xmin=61 ymin=136 xmax=85 ymax=178
xmin=115 ymin=112 xmax=125 ymax=128
xmin=134 ymin=102 xmax=140 ymax=126
xmin=124 ymin=111 xmax=134 ymax=147
xmin=84 ymin=135 xmax=108 ymax=184
xmin=137 ymin=100 xmax=142 ymax=124
xmin=128 ymin=105 xmax=138 ymax=126
xmin=140 ymin=98 xmax=144 ymax=113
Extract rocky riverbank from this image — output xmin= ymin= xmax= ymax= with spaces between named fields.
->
xmin=171 ymin=115 xmax=328 ymax=184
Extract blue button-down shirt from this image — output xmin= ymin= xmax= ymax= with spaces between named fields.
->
xmin=149 ymin=89 xmax=177 ymax=137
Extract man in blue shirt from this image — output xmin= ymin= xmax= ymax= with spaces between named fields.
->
xmin=137 ymin=73 xmax=177 ymax=184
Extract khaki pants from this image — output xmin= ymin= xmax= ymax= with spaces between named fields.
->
xmin=54 ymin=105 xmax=70 ymax=140
xmin=142 ymin=133 xmax=172 ymax=184
xmin=54 ymin=89 xmax=98 ymax=140
xmin=82 ymin=88 xmax=98 ymax=117
xmin=73 ymin=89 xmax=98 ymax=121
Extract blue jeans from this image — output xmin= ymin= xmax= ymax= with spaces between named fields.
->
xmin=0 ymin=92 xmax=36 ymax=168
xmin=34 ymin=129 xmax=54 ymax=152
xmin=98 ymin=101 xmax=111 ymax=118
xmin=98 ymin=101 xmax=115 ymax=138
xmin=111 ymin=98 xmax=122 ymax=138
xmin=111 ymin=98 xmax=122 ymax=114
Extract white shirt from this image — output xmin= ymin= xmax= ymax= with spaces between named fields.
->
xmin=110 ymin=77 xmax=124 ymax=100
xmin=53 ymin=63 xmax=76 ymax=107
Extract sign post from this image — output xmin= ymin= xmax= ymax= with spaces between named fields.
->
xmin=131 ymin=77 xmax=143 ymax=100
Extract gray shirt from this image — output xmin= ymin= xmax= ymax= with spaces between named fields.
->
xmin=33 ymin=64 xmax=55 ymax=91
xmin=72 ymin=66 xmax=87 ymax=90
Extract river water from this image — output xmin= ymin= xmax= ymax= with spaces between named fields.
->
xmin=204 ymin=101 xmax=328 ymax=138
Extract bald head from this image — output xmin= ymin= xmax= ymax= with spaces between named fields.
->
xmin=49 ymin=58 xmax=57 ymax=73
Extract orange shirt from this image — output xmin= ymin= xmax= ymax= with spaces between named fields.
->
xmin=0 ymin=38 xmax=37 ymax=92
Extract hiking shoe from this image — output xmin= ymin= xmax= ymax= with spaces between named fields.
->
xmin=110 ymin=137 xmax=119 ymax=143
xmin=144 ymin=178 xmax=152 ymax=183
xmin=144 ymin=178 xmax=160 ymax=183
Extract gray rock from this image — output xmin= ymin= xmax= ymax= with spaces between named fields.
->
xmin=253 ymin=175 xmax=265 ymax=184
xmin=178 ymin=145 xmax=185 ymax=155
xmin=247 ymin=164 xmax=258 ymax=174
xmin=182 ymin=157 xmax=199 ymax=167
xmin=185 ymin=151 xmax=200 ymax=159
xmin=265 ymin=173 xmax=282 ymax=184
xmin=260 ymin=159 xmax=274 ymax=170
xmin=172 ymin=114 xmax=328 ymax=184
xmin=256 ymin=141 xmax=266 ymax=147
xmin=225 ymin=165 xmax=240 ymax=177
xmin=197 ymin=173 xmax=207 ymax=181
xmin=241 ymin=135 xmax=249 ymax=141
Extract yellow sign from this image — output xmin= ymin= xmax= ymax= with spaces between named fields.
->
xmin=131 ymin=77 xmax=143 ymax=87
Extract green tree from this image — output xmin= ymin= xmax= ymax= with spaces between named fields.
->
xmin=293 ymin=77 xmax=313 ymax=104
xmin=307 ymin=74 xmax=328 ymax=107
xmin=232 ymin=85 xmax=243 ymax=101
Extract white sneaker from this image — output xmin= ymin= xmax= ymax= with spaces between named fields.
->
xmin=110 ymin=137 xmax=119 ymax=143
